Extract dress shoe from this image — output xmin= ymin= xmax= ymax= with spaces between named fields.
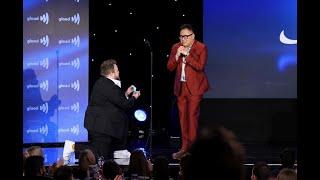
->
xmin=172 ymin=150 xmax=186 ymax=160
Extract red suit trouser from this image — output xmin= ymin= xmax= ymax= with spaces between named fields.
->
xmin=177 ymin=82 xmax=202 ymax=151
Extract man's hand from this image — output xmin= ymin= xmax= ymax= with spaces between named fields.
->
xmin=132 ymin=91 xmax=141 ymax=99
xmin=125 ymin=85 xmax=135 ymax=97
xmin=180 ymin=48 xmax=189 ymax=56
xmin=175 ymin=46 xmax=186 ymax=61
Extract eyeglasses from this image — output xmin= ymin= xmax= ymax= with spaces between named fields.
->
xmin=179 ymin=33 xmax=193 ymax=40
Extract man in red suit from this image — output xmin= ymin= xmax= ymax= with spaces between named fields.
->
xmin=167 ymin=24 xmax=210 ymax=160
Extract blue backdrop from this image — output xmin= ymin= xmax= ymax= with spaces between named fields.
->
xmin=23 ymin=0 xmax=88 ymax=143
xmin=204 ymin=0 xmax=297 ymax=98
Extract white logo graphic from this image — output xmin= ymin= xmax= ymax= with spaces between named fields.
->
xmin=280 ymin=30 xmax=297 ymax=45
xmin=71 ymin=36 xmax=80 ymax=47
xmin=40 ymin=102 xmax=49 ymax=114
xmin=40 ymin=58 xmax=49 ymax=69
xmin=59 ymin=80 xmax=80 ymax=91
xmin=71 ymin=58 xmax=80 ymax=69
xmin=58 ymin=124 xmax=80 ymax=135
xmin=40 ymin=35 xmax=50 ymax=47
xmin=26 ymin=102 xmax=48 ymax=114
xmin=59 ymin=102 xmax=80 ymax=113
xmin=71 ymin=13 xmax=80 ymax=25
xmin=39 ymin=80 xmax=49 ymax=92
xmin=58 ymin=13 xmax=80 ymax=25
xmin=58 ymin=36 xmax=80 ymax=47
xmin=26 ymin=58 xmax=49 ymax=70
xmin=26 ymin=80 xmax=49 ymax=92
xmin=27 ymin=35 xmax=49 ymax=47
xmin=39 ymin=124 xmax=48 ymax=136
xmin=71 ymin=102 xmax=80 ymax=113
xmin=70 ymin=124 xmax=80 ymax=135
xmin=27 ymin=12 xmax=49 ymax=24
xmin=59 ymin=58 xmax=80 ymax=69
xmin=26 ymin=124 xmax=48 ymax=136
xmin=75 ymin=0 xmax=80 ymax=3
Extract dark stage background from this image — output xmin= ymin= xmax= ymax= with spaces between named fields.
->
xmin=90 ymin=0 xmax=297 ymax=145
xmin=21 ymin=0 xmax=297 ymax=167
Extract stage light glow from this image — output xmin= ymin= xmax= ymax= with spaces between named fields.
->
xmin=134 ymin=109 xmax=147 ymax=122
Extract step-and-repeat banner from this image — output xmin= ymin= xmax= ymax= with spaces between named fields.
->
xmin=23 ymin=0 xmax=88 ymax=143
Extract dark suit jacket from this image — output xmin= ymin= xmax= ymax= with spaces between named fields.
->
xmin=84 ymin=77 xmax=135 ymax=140
xmin=167 ymin=40 xmax=210 ymax=96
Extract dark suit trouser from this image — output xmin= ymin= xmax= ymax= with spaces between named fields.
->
xmin=177 ymin=82 xmax=202 ymax=151
xmin=88 ymin=131 xmax=126 ymax=160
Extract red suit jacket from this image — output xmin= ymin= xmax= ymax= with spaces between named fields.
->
xmin=167 ymin=40 xmax=210 ymax=96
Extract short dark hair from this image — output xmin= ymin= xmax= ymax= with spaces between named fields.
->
xmin=153 ymin=156 xmax=169 ymax=180
xmin=100 ymin=59 xmax=117 ymax=76
xmin=24 ymin=156 xmax=44 ymax=176
xmin=189 ymin=126 xmax=245 ymax=180
xmin=103 ymin=160 xmax=122 ymax=180
xmin=253 ymin=162 xmax=271 ymax=180
xmin=180 ymin=24 xmax=194 ymax=32
xmin=54 ymin=166 xmax=73 ymax=180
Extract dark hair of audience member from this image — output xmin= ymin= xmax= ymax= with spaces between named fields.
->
xmin=54 ymin=166 xmax=73 ymax=180
xmin=24 ymin=156 xmax=46 ymax=177
xmin=188 ymin=125 xmax=246 ymax=180
xmin=103 ymin=160 xmax=123 ymax=180
xmin=252 ymin=161 xmax=271 ymax=180
xmin=153 ymin=156 xmax=170 ymax=180
xmin=128 ymin=149 xmax=151 ymax=177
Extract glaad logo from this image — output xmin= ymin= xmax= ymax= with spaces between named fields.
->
xmin=26 ymin=124 xmax=48 ymax=136
xmin=40 ymin=58 xmax=49 ymax=69
xmin=71 ymin=13 xmax=80 ymax=25
xmin=59 ymin=58 xmax=80 ymax=70
xmin=40 ymin=35 xmax=50 ymax=47
xmin=279 ymin=30 xmax=297 ymax=45
xmin=27 ymin=35 xmax=49 ymax=47
xmin=71 ymin=36 xmax=80 ymax=47
xmin=26 ymin=102 xmax=48 ymax=114
xmin=58 ymin=13 xmax=80 ymax=25
xmin=26 ymin=58 xmax=49 ymax=70
xmin=59 ymin=80 xmax=80 ymax=91
xmin=40 ymin=103 xmax=49 ymax=114
xmin=39 ymin=124 xmax=48 ymax=136
xmin=58 ymin=36 xmax=80 ymax=47
xmin=27 ymin=12 xmax=49 ymax=24
xmin=26 ymin=80 xmax=49 ymax=92
xmin=71 ymin=102 xmax=80 ymax=113
xmin=71 ymin=58 xmax=80 ymax=69
xmin=58 ymin=124 xmax=79 ymax=135
xmin=71 ymin=80 xmax=80 ymax=91
xmin=70 ymin=124 xmax=80 ymax=135
xmin=59 ymin=102 xmax=79 ymax=113
xmin=39 ymin=80 xmax=49 ymax=92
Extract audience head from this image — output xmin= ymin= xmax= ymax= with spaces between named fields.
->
xmin=276 ymin=168 xmax=297 ymax=180
xmin=251 ymin=161 xmax=271 ymax=180
xmin=189 ymin=125 xmax=246 ymax=180
xmin=79 ymin=149 xmax=96 ymax=172
xmin=54 ymin=166 xmax=74 ymax=180
xmin=153 ymin=156 xmax=169 ymax=180
xmin=24 ymin=155 xmax=46 ymax=177
xmin=128 ymin=149 xmax=151 ymax=177
xmin=25 ymin=146 xmax=44 ymax=157
xmin=103 ymin=160 xmax=123 ymax=180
